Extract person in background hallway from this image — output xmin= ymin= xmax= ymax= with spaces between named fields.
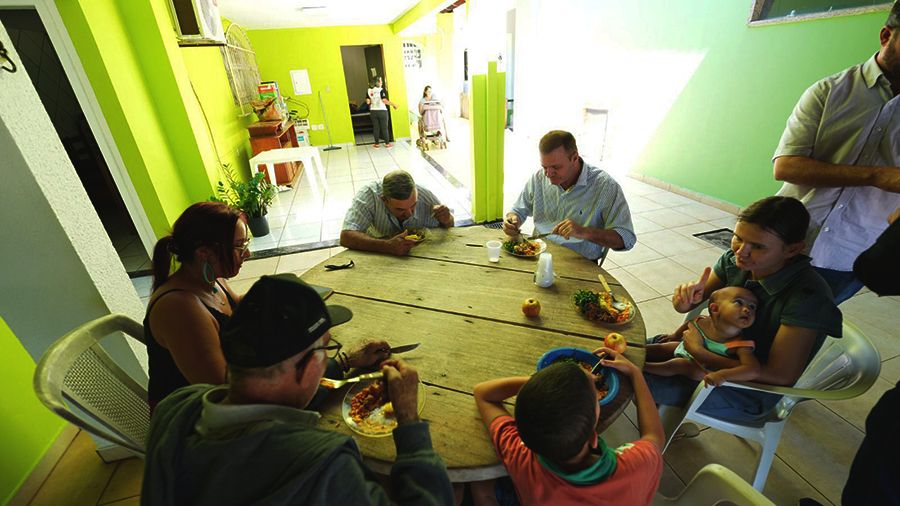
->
xmin=367 ymin=76 xmax=398 ymax=148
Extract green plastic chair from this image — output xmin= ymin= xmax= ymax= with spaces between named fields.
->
xmin=658 ymin=318 xmax=880 ymax=492
xmin=651 ymin=464 xmax=775 ymax=505
xmin=33 ymin=314 xmax=149 ymax=456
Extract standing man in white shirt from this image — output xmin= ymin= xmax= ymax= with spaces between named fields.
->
xmin=367 ymin=76 xmax=398 ymax=149
xmin=504 ymin=130 xmax=636 ymax=262
xmin=773 ymin=2 xmax=900 ymax=304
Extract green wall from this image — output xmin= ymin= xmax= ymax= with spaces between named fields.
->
xmin=613 ymin=2 xmax=889 ymax=207
xmin=247 ymin=25 xmax=411 ymax=146
xmin=55 ymin=0 xmax=237 ymax=236
xmin=0 ymin=317 xmax=66 ymax=505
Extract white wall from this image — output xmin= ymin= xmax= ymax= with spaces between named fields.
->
xmin=0 ymin=20 xmax=147 ymax=381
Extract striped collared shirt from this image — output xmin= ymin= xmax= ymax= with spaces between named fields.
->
xmin=342 ymin=181 xmax=443 ymax=238
xmin=775 ymin=53 xmax=900 ymax=271
xmin=509 ymin=159 xmax=636 ymax=260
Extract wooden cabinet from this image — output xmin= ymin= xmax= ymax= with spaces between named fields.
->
xmin=247 ymin=120 xmax=302 ymax=186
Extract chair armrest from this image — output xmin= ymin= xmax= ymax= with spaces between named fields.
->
xmin=651 ymin=463 xmax=775 ymax=505
xmin=720 ymin=380 xmax=865 ymax=401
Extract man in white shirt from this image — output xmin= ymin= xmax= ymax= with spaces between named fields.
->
xmin=773 ymin=3 xmax=900 ymax=304
xmin=367 ymin=76 xmax=398 ymax=148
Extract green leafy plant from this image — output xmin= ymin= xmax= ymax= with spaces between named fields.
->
xmin=211 ymin=164 xmax=277 ymax=218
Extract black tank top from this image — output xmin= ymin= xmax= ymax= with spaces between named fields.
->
xmin=144 ymin=281 xmax=236 ymax=403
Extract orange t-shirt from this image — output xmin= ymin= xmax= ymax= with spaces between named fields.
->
xmin=491 ymin=415 xmax=662 ymax=506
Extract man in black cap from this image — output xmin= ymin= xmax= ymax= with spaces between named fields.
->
xmin=141 ymin=273 xmax=454 ymax=506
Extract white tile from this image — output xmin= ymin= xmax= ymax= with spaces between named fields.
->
xmin=607 ymin=242 xmax=665 ymax=267
xmin=330 ymin=246 xmax=348 ymax=256
xmin=705 ymin=216 xmax=738 ymax=230
xmin=229 ymin=277 xmax=259 ymax=295
xmin=648 ymin=192 xmax=696 ymax=208
xmin=632 ymin=215 xmax=665 ymax=235
xmin=121 ymin=255 xmax=147 ymax=272
xmin=622 ymin=258 xmax=697 ymax=296
xmin=636 ymin=296 xmax=688 ymax=340
xmin=628 ymin=195 xmax=668 ymax=214
xmin=672 ymin=202 xmax=737 ymax=222
xmin=668 ymin=248 xmax=726 ymax=275
xmin=636 ymin=229 xmax=710 ymax=257
xmin=604 ymin=267 xmax=663 ymax=303
xmin=130 ymin=276 xmax=153 ymax=298
xmin=669 ymin=222 xmax=723 ymax=239
xmin=276 ymin=249 xmax=332 ymax=273
xmin=640 ymin=208 xmax=701 ymax=228
xmin=281 ymin=223 xmax=322 ymax=241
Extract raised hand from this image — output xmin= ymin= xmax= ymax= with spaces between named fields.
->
xmin=552 ymin=219 xmax=584 ymax=240
xmin=344 ymin=339 xmax=391 ymax=369
xmin=381 ymin=359 xmax=419 ymax=425
xmin=590 ymin=346 xmax=639 ymax=378
xmin=432 ymin=204 xmax=452 ymax=226
xmin=503 ymin=214 xmax=521 ymax=237
xmin=673 ymin=266 xmax=711 ymax=313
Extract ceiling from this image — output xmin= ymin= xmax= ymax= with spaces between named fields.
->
xmin=217 ymin=0 xmax=428 ymax=30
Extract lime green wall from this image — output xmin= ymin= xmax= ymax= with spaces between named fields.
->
xmin=247 ymin=25 xmax=411 ymax=146
xmin=55 ymin=0 xmax=233 ymax=236
xmin=616 ymin=2 xmax=889 ymax=207
xmin=0 ymin=317 xmax=65 ymax=505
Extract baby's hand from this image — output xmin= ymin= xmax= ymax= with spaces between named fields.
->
xmin=703 ymin=371 xmax=726 ymax=388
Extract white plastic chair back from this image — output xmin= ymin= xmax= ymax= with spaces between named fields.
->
xmin=651 ymin=464 xmax=775 ymax=505
xmin=33 ymin=314 xmax=149 ymax=455
xmin=659 ymin=318 xmax=880 ymax=491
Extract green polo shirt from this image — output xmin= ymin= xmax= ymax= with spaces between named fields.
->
xmin=713 ymin=250 xmax=842 ymax=364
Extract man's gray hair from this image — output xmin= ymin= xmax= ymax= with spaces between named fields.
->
xmin=382 ymin=171 xmax=416 ymax=201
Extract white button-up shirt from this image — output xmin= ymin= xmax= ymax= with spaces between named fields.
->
xmin=342 ymin=181 xmax=443 ymax=238
xmin=774 ymin=54 xmax=900 ymax=271
xmin=509 ymin=159 xmax=635 ymax=260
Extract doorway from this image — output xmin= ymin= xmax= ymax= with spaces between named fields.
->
xmin=340 ymin=44 xmax=393 ymax=146
xmin=0 ymin=8 xmax=151 ymax=274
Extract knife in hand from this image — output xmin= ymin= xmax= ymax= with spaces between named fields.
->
xmin=527 ymin=233 xmax=552 ymax=241
xmin=384 ymin=343 xmax=421 ymax=354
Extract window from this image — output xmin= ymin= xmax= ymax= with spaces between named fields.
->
xmin=220 ymin=24 xmax=260 ymax=116
xmin=403 ymin=41 xmax=423 ymax=70
xmin=749 ymin=0 xmax=893 ymax=26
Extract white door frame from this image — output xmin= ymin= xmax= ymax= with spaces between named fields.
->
xmin=0 ymin=0 xmax=157 ymax=256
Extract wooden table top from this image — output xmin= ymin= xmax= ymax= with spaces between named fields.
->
xmin=302 ymin=226 xmax=646 ymax=480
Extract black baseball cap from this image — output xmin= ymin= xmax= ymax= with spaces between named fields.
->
xmin=220 ymin=274 xmax=353 ymax=368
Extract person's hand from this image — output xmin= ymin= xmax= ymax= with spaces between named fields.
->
xmin=656 ymin=333 xmax=681 ymax=344
xmin=889 ymin=207 xmax=900 ymax=225
xmin=392 ymin=103 xmax=398 ymax=110
xmin=552 ymin=219 xmax=585 ymax=240
xmin=386 ymin=230 xmax=416 ymax=256
xmin=344 ymin=339 xmax=391 ymax=369
xmin=590 ymin=346 xmax=639 ymax=378
xmin=703 ymin=371 xmax=726 ymax=388
xmin=681 ymin=325 xmax=704 ymax=356
xmin=503 ymin=214 xmax=521 ymax=237
xmin=432 ymin=204 xmax=452 ymax=226
xmin=673 ymin=267 xmax=711 ymax=313
xmin=381 ymin=359 xmax=419 ymax=424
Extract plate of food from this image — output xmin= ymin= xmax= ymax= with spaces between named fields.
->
xmin=404 ymin=228 xmax=430 ymax=243
xmin=502 ymin=238 xmax=547 ymax=257
xmin=536 ymin=347 xmax=619 ymax=406
xmin=572 ymin=289 xmax=635 ymax=325
xmin=342 ymin=379 xmax=427 ymax=437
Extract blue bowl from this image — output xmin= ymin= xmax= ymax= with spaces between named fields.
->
xmin=536 ymin=347 xmax=620 ymax=406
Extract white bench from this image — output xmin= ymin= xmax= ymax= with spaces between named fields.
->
xmin=249 ymin=146 xmax=325 ymax=191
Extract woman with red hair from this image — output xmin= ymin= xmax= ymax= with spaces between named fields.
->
xmin=144 ymin=202 xmax=250 ymax=411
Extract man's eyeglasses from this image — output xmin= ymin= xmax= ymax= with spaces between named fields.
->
xmin=309 ymin=337 xmax=342 ymax=360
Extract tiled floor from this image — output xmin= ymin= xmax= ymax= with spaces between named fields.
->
xmin=44 ymin=136 xmax=900 ymax=506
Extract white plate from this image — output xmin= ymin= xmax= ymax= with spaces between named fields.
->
xmin=505 ymin=238 xmax=547 ymax=258
xmin=342 ymin=379 xmax=427 ymax=437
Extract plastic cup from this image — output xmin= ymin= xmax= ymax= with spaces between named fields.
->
xmin=486 ymin=240 xmax=502 ymax=262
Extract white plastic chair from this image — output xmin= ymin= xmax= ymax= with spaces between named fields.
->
xmin=651 ymin=463 xmax=775 ymax=505
xmin=33 ymin=313 xmax=149 ymax=456
xmin=659 ymin=318 xmax=881 ymax=491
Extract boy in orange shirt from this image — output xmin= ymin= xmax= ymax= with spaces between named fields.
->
xmin=473 ymin=347 xmax=664 ymax=506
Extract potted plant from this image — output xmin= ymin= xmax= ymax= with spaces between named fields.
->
xmin=211 ymin=164 xmax=277 ymax=237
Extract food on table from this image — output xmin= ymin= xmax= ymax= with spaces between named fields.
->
xmin=405 ymin=229 xmax=426 ymax=242
xmin=348 ymin=380 xmax=396 ymax=430
xmin=382 ymin=402 xmax=394 ymax=415
xmin=550 ymin=355 xmax=611 ymax=401
xmin=502 ymin=239 xmax=540 ymax=256
xmin=604 ymin=332 xmax=628 ymax=354
xmin=522 ymin=298 xmax=541 ymax=316
xmin=572 ymin=289 xmax=633 ymax=324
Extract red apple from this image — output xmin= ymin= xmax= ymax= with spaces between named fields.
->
xmin=604 ymin=332 xmax=627 ymax=354
xmin=522 ymin=298 xmax=541 ymax=317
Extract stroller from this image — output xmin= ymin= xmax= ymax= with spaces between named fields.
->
xmin=417 ymin=100 xmax=449 ymax=151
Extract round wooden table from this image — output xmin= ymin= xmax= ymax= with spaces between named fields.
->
xmin=301 ymin=226 xmax=647 ymax=480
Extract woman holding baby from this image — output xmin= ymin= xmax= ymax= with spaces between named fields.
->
xmin=643 ymin=196 xmax=843 ymax=421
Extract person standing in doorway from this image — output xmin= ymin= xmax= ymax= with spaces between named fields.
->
xmin=367 ymin=76 xmax=398 ymax=149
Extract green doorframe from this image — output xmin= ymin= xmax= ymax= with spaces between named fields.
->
xmin=469 ymin=61 xmax=506 ymax=222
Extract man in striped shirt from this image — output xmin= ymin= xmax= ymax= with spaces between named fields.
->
xmin=341 ymin=170 xmax=454 ymax=256
xmin=504 ymin=130 xmax=636 ymax=262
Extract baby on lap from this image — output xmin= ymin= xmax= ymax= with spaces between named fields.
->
xmin=644 ymin=286 xmax=760 ymax=387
